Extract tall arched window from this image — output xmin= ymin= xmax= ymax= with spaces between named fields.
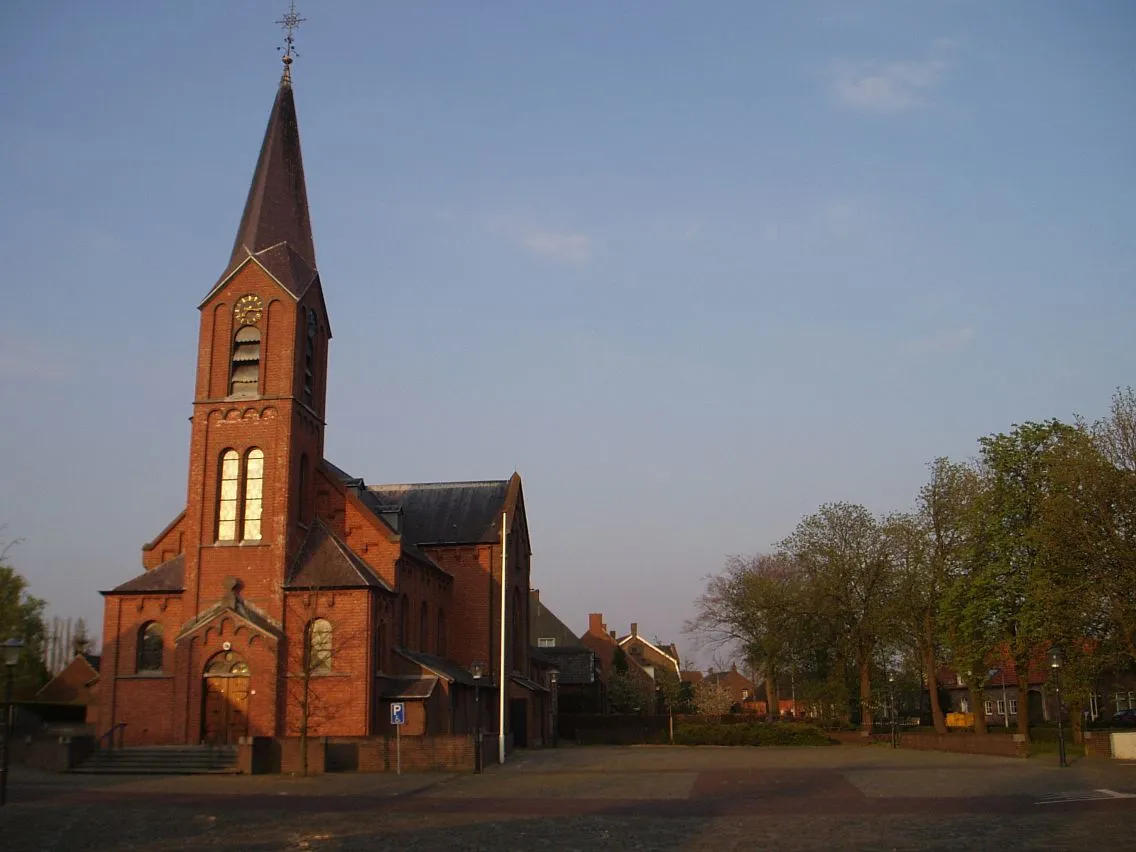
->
xmin=419 ymin=601 xmax=428 ymax=651
xmin=217 ymin=450 xmax=240 ymax=541
xmin=230 ymin=325 xmax=261 ymax=397
xmin=137 ymin=622 xmax=164 ymax=672
xmin=511 ymin=586 xmax=523 ymax=673
xmin=376 ymin=622 xmax=387 ymax=672
xmin=298 ymin=453 xmax=309 ymax=525
xmin=243 ymin=448 xmax=264 ymax=541
xmin=436 ymin=609 xmax=446 ymax=657
xmin=399 ymin=595 xmax=409 ymax=647
xmin=306 ymin=618 xmax=332 ymax=675
xmin=303 ymin=309 xmax=317 ymax=406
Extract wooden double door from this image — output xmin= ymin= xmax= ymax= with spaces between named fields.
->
xmin=202 ymin=654 xmax=250 ymax=746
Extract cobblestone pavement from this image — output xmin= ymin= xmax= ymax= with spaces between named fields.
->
xmin=2 ymin=747 xmax=1134 ymax=851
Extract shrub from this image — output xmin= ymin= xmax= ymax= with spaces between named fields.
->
xmin=672 ymin=721 xmax=835 ymax=747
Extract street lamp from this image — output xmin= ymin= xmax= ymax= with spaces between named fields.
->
xmin=1049 ymin=647 xmax=1067 ymax=768
xmin=1 ymin=637 xmax=25 ymax=807
xmin=471 ymin=660 xmax=484 ymax=774
xmin=549 ymin=670 xmax=559 ymax=748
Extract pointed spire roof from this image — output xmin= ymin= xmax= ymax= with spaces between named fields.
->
xmin=207 ymin=71 xmax=318 ymax=302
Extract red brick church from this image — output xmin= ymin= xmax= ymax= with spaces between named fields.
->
xmin=96 ymin=60 xmax=547 ymax=749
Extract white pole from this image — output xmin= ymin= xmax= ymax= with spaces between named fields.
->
xmin=498 ymin=509 xmax=508 ymax=764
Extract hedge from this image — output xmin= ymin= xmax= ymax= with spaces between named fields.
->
xmin=672 ymin=721 xmax=836 ymax=747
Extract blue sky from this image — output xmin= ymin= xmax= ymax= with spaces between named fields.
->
xmin=1 ymin=1 xmax=1133 ymax=665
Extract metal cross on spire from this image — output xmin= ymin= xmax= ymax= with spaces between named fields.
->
xmin=276 ymin=1 xmax=306 ymax=79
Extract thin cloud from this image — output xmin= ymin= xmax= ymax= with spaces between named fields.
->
xmin=484 ymin=214 xmax=594 ymax=265
xmin=829 ymin=40 xmax=955 ymax=112
xmin=901 ymin=326 xmax=975 ymax=354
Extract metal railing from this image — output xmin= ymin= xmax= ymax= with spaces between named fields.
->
xmin=96 ymin=722 xmax=127 ymax=751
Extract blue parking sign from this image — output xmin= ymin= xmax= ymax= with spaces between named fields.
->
xmin=391 ymin=702 xmax=406 ymax=725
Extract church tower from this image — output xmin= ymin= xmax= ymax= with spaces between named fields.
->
xmin=182 ymin=59 xmax=329 ymax=622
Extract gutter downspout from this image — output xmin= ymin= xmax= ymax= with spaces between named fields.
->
xmin=498 ymin=510 xmax=507 ymax=764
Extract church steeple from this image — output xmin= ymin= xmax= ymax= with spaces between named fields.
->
xmin=220 ymin=73 xmax=317 ymax=294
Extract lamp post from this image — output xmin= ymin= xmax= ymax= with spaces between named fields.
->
xmin=1 ymin=637 xmax=25 ymax=807
xmin=1049 ymin=647 xmax=1067 ymax=768
xmin=471 ymin=660 xmax=484 ymax=774
xmin=887 ymin=672 xmax=898 ymax=749
xmin=549 ymin=670 xmax=559 ymax=748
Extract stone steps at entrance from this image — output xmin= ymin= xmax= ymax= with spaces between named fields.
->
xmin=73 ymin=746 xmax=240 ymax=775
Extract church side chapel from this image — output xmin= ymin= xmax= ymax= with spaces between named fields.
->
xmin=97 ymin=42 xmax=547 ymax=752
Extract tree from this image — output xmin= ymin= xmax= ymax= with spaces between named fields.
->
xmin=0 ymin=548 xmax=50 ymax=698
xmin=607 ymin=671 xmax=650 ymax=714
xmin=969 ymin=420 xmax=1084 ymax=744
xmin=686 ymin=553 xmax=804 ymax=722
xmin=72 ymin=617 xmax=94 ymax=657
xmin=693 ymin=680 xmax=734 ymax=716
xmin=780 ymin=503 xmax=895 ymax=732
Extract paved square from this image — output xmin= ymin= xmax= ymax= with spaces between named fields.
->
xmin=2 ymin=746 xmax=1134 ymax=850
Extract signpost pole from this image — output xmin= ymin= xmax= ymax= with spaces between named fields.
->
xmin=396 ymin=722 xmax=401 ymax=776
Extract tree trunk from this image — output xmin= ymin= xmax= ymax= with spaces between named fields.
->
xmin=922 ymin=636 xmax=947 ymax=734
xmin=859 ymin=655 xmax=873 ymax=732
xmin=968 ymin=683 xmax=987 ymax=734
xmin=764 ymin=669 xmax=778 ymax=722
xmin=1016 ymin=669 xmax=1031 ymax=744
xmin=1069 ymin=698 xmax=1083 ymax=745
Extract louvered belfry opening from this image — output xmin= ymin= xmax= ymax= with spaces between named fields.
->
xmin=230 ymin=325 xmax=261 ymax=396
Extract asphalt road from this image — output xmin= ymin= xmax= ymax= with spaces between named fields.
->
xmin=2 ymin=745 xmax=1134 ymax=850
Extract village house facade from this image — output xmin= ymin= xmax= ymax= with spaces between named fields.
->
xmin=96 ymin=63 xmax=542 ymax=749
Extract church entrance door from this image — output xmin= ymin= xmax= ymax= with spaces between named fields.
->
xmin=202 ymin=651 xmax=251 ymax=746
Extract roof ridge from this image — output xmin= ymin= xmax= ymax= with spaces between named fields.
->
xmin=369 ymin=480 xmax=509 ymax=490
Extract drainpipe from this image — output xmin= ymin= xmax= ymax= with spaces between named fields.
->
xmin=498 ymin=510 xmax=507 ymax=764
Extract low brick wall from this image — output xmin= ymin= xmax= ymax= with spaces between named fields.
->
xmin=1083 ymin=731 xmax=1112 ymax=759
xmin=833 ymin=730 xmax=1028 ymax=758
xmin=9 ymin=734 xmax=96 ymax=771
xmin=239 ymin=734 xmax=474 ymax=774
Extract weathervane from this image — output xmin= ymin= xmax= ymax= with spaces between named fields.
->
xmin=276 ymin=1 xmax=305 ymax=77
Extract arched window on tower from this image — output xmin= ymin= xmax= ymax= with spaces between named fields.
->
xmin=230 ymin=325 xmax=261 ymax=397
xmin=217 ymin=450 xmax=240 ymax=541
xmin=399 ymin=595 xmax=409 ymax=647
xmin=436 ymin=609 xmax=446 ymax=657
xmin=137 ymin=622 xmax=164 ymax=672
xmin=298 ymin=453 xmax=309 ymax=525
xmin=511 ymin=586 xmax=523 ymax=673
xmin=306 ymin=618 xmax=333 ymax=675
xmin=419 ymin=601 xmax=429 ymax=651
xmin=243 ymin=448 xmax=264 ymax=541
xmin=303 ymin=308 xmax=316 ymax=406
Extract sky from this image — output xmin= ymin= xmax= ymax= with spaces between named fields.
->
xmin=1 ymin=1 xmax=1134 ymax=666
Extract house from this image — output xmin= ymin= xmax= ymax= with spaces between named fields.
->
xmin=96 ymin=56 xmax=543 ymax=750
xmin=529 ymin=591 xmax=603 ymax=713
xmin=579 ymin=613 xmax=655 ymax=712
xmin=616 ymin=623 xmax=681 ymax=683
xmin=34 ymin=654 xmax=101 ymax=726
xmin=703 ymin=665 xmax=756 ymax=707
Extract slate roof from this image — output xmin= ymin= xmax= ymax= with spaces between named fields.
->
xmin=529 ymin=592 xmax=584 ymax=649
xmin=105 ymin=554 xmax=185 ymax=594
xmin=287 ymin=520 xmax=393 ymax=591
xmin=82 ymin=654 xmax=101 ymax=673
xmin=537 ymin=646 xmax=597 ymax=685
xmin=396 ymin=648 xmax=478 ymax=686
xmin=379 ymin=676 xmax=438 ymax=700
xmin=366 ymin=481 xmax=510 ymax=545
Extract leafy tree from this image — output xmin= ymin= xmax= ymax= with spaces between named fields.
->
xmin=686 ymin=552 xmax=803 ymax=721
xmin=780 ymin=503 xmax=895 ymax=732
xmin=607 ymin=671 xmax=649 ymax=714
xmin=0 ymin=552 xmax=50 ymax=699
xmin=693 ymin=680 xmax=734 ymax=716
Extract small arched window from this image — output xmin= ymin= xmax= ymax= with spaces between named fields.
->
xmin=376 ymin=622 xmax=387 ymax=672
xmin=217 ymin=450 xmax=240 ymax=541
xmin=243 ymin=448 xmax=264 ymax=541
xmin=230 ymin=325 xmax=261 ymax=397
xmin=419 ymin=601 xmax=428 ymax=651
xmin=307 ymin=618 xmax=332 ymax=675
xmin=399 ymin=595 xmax=409 ymax=647
xmin=137 ymin=622 xmax=164 ymax=672
xmin=436 ymin=609 xmax=446 ymax=657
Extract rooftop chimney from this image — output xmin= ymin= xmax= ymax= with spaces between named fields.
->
xmin=631 ymin=622 xmax=638 ymax=637
xmin=588 ymin=613 xmax=605 ymax=635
